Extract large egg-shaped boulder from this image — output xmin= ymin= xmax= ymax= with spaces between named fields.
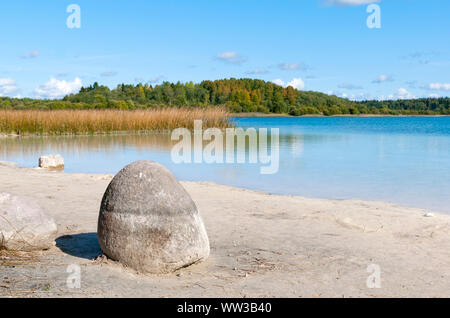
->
xmin=0 ymin=193 xmax=58 ymax=251
xmin=97 ymin=161 xmax=210 ymax=274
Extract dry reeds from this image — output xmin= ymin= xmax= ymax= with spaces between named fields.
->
xmin=0 ymin=249 xmax=38 ymax=266
xmin=0 ymin=108 xmax=231 ymax=135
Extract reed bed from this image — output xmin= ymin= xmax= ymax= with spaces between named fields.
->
xmin=0 ymin=108 xmax=231 ymax=135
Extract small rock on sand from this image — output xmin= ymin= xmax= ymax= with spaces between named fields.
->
xmin=39 ymin=154 xmax=64 ymax=170
xmin=0 ymin=192 xmax=58 ymax=251
xmin=97 ymin=161 xmax=210 ymax=274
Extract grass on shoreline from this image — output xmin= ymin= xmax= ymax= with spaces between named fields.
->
xmin=0 ymin=108 xmax=231 ymax=135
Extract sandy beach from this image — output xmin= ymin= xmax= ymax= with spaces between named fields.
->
xmin=1 ymin=160 xmax=449 ymax=298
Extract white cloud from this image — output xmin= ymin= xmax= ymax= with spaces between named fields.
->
xmin=272 ymin=78 xmax=305 ymax=90
xmin=327 ymin=90 xmax=372 ymax=101
xmin=216 ymin=51 xmax=246 ymax=64
xmin=217 ymin=52 xmax=237 ymax=60
xmin=272 ymin=79 xmax=285 ymax=86
xmin=327 ymin=0 xmax=381 ymax=7
xmin=378 ymin=94 xmax=395 ymax=101
xmin=425 ymin=83 xmax=450 ymax=91
xmin=377 ymin=88 xmax=416 ymax=101
xmin=354 ymin=92 xmax=373 ymax=101
xmin=21 ymin=50 xmax=39 ymax=59
xmin=428 ymin=94 xmax=440 ymax=98
xmin=287 ymin=78 xmax=305 ymax=90
xmin=344 ymin=92 xmax=372 ymax=101
xmin=372 ymin=74 xmax=394 ymax=84
xmin=0 ymin=78 xmax=19 ymax=96
xmin=34 ymin=77 xmax=82 ymax=99
xmin=397 ymin=88 xmax=416 ymax=100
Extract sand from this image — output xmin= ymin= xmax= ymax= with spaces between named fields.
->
xmin=0 ymin=161 xmax=449 ymax=298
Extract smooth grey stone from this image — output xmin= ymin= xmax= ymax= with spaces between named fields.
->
xmin=98 ymin=161 xmax=210 ymax=274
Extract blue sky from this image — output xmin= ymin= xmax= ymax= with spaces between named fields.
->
xmin=0 ymin=0 xmax=449 ymax=100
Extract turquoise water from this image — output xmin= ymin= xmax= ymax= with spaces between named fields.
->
xmin=1 ymin=117 xmax=449 ymax=213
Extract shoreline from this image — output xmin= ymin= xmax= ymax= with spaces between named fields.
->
xmin=1 ymin=161 xmax=450 ymax=297
xmin=1 ymin=160 xmax=444 ymax=215
xmin=231 ymin=112 xmax=450 ymax=117
xmin=1 ymin=114 xmax=448 ymax=137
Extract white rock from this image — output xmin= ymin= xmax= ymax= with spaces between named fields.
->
xmin=39 ymin=154 xmax=64 ymax=169
xmin=0 ymin=193 xmax=58 ymax=251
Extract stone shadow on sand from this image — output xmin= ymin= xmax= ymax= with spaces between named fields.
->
xmin=56 ymin=233 xmax=102 ymax=260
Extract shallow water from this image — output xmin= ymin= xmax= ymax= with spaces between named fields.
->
xmin=1 ymin=116 xmax=449 ymax=213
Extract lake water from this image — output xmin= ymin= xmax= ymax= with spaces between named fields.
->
xmin=1 ymin=116 xmax=449 ymax=213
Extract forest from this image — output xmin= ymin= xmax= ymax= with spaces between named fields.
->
xmin=0 ymin=78 xmax=448 ymax=115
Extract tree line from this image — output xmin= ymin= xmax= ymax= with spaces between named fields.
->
xmin=1 ymin=78 xmax=448 ymax=115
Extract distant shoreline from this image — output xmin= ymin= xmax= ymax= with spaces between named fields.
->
xmin=231 ymin=112 xmax=450 ymax=117
xmin=1 ymin=112 xmax=448 ymax=137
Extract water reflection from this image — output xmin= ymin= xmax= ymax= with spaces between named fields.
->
xmin=0 ymin=117 xmax=449 ymax=213
xmin=0 ymin=134 xmax=175 ymax=157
